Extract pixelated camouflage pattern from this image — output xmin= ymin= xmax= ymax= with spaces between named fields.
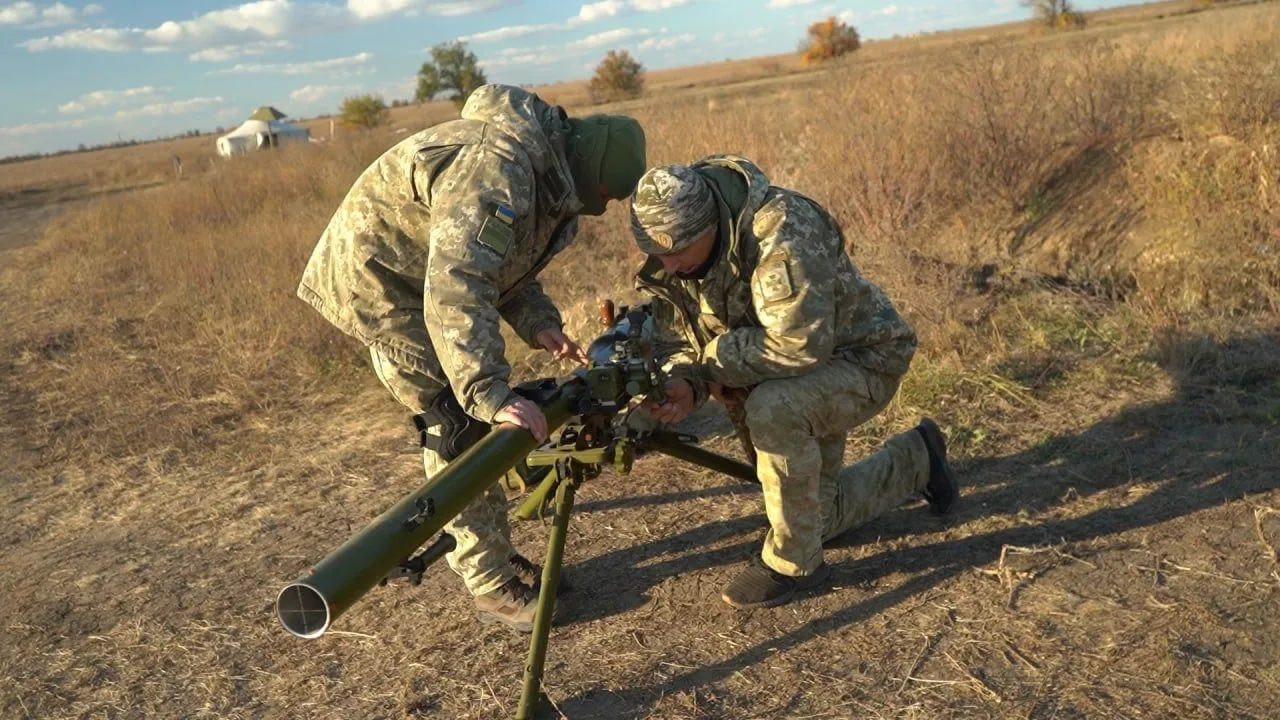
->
xmin=370 ymin=347 xmax=520 ymax=597
xmin=633 ymin=154 xmax=926 ymax=576
xmin=634 ymin=154 xmax=918 ymax=407
xmin=298 ymin=84 xmax=583 ymax=422
xmin=629 ymin=164 xmax=718 ymax=255
xmin=742 ymin=356 xmax=931 ymax=576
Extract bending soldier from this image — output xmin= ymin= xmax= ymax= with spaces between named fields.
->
xmin=628 ymin=155 xmax=958 ymax=609
xmin=296 ymin=84 xmax=646 ymax=632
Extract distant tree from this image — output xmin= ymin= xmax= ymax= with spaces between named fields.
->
xmin=1023 ymin=0 xmax=1086 ymax=29
xmin=339 ymin=94 xmax=390 ymax=130
xmin=799 ymin=16 xmax=861 ymax=66
xmin=416 ymin=41 xmax=488 ymax=107
xmin=588 ymin=49 xmax=646 ymax=104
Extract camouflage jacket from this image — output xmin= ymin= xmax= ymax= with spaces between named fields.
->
xmin=297 ymin=84 xmax=583 ymax=422
xmin=633 ymin=154 xmax=917 ymax=408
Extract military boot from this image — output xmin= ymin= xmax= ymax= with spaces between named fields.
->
xmin=917 ymin=417 xmax=958 ymax=515
xmin=474 ymin=577 xmax=540 ymax=634
xmin=721 ymin=557 xmax=831 ymax=610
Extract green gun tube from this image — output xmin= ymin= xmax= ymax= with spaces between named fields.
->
xmin=275 ymin=381 xmax=579 ymax=639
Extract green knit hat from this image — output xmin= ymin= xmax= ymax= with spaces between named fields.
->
xmin=566 ymin=114 xmax=647 ymax=216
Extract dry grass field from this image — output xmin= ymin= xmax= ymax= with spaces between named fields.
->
xmin=3 ymin=1 xmax=1280 ymax=718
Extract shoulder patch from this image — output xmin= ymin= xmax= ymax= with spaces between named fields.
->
xmin=476 ymin=202 xmax=515 ymax=257
xmin=756 ymin=253 xmax=794 ymax=304
xmin=752 ymin=196 xmax=787 ymax=238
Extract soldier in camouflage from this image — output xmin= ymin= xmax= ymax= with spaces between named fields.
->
xmin=296 ymin=84 xmax=647 ymax=632
xmin=629 ymin=155 xmax=959 ymax=609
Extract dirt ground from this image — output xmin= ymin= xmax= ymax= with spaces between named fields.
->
xmin=2 ymin=193 xmax=1279 ymax=720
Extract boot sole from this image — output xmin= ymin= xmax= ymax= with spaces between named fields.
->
xmin=476 ymin=610 xmax=534 ymax=634
xmin=919 ymin=418 xmax=958 ymax=515
xmin=721 ymin=563 xmax=832 ymax=610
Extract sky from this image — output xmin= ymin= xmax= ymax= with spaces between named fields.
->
xmin=0 ymin=0 xmax=1138 ymax=157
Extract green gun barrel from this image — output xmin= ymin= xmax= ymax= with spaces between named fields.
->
xmin=275 ymin=379 xmax=580 ymax=639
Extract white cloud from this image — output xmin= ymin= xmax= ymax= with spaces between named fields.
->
xmin=0 ymin=117 xmax=93 ymax=137
xmin=114 ymin=96 xmax=224 ymax=119
xmin=82 ymin=1 xmax=100 ymax=13
xmin=207 ymin=50 xmax=374 ymax=76
xmin=289 ymin=84 xmax=354 ymax=103
xmin=882 ymin=4 xmax=898 ymax=15
xmin=0 ymin=2 xmax=36 ymax=24
xmin=40 ymin=1 xmax=75 ymax=25
xmin=630 ymin=0 xmax=692 ymax=9
xmin=569 ymin=0 xmax=624 ymax=25
xmin=58 ymin=85 xmax=164 ymax=114
xmin=575 ymin=27 xmax=648 ymax=49
xmin=458 ymin=22 xmax=557 ymax=42
xmin=189 ymin=40 xmax=293 ymax=62
xmin=766 ymin=0 xmax=816 ymax=8
xmin=464 ymin=0 xmax=695 ymax=43
xmin=21 ymin=0 xmax=519 ymax=55
xmin=1 ymin=95 xmax=227 ymax=138
xmin=637 ymin=32 xmax=693 ymax=50
xmin=0 ymin=1 xmax=97 ymax=27
xmin=838 ymin=9 xmax=854 ymax=23
xmin=424 ymin=0 xmax=514 ymax=15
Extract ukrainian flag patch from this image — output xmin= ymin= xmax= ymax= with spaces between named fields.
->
xmin=477 ymin=202 xmax=516 ymax=257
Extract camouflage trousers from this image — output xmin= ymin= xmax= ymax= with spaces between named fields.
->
xmin=369 ymin=347 xmax=517 ymax=598
xmin=740 ymin=356 xmax=932 ymax=577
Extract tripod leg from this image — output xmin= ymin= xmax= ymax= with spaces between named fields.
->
xmin=516 ymin=462 xmax=581 ymax=720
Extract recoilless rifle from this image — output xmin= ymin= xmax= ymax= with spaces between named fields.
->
xmin=274 ymin=299 xmax=758 ymax=719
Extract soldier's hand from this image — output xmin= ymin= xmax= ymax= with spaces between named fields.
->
xmin=494 ymin=397 xmax=549 ymax=443
xmin=536 ymin=327 xmax=589 ymax=365
xmin=645 ymin=379 xmax=696 ymax=425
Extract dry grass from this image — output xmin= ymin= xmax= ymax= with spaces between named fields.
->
xmin=2 ymin=1 xmax=1280 ymax=718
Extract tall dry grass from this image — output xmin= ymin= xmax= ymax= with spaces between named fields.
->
xmin=3 ymin=1 xmax=1278 ymax=468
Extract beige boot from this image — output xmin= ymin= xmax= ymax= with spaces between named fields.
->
xmin=474 ymin=577 xmax=540 ymax=634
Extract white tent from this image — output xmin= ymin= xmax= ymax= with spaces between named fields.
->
xmin=216 ymin=107 xmax=310 ymax=157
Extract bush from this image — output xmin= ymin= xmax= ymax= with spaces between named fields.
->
xmin=589 ymin=49 xmax=645 ymax=104
xmin=417 ymin=41 xmax=488 ymax=108
xmin=1024 ymin=0 xmax=1086 ymax=30
xmin=338 ymin=94 xmax=389 ymax=130
xmin=800 ymin=17 xmax=861 ymax=66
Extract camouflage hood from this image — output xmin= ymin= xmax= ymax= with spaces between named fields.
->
xmin=460 ymin=85 xmax=581 ymax=214
xmin=691 ymin=153 xmax=773 ymax=233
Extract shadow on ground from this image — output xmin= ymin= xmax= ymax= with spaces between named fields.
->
xmin=552 ymin=329 xmax=1280 ymax=718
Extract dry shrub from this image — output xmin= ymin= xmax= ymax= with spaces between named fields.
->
xmin=589 ymin=50 xmax=645 ymax=104
xmin=799 ymin=16 xmax=861 ymax=66
xmin=1059 ymin=37 xmax=1171 ymax=145
xmin=936 ymin=41 xmax=1070 ymax=210
xmin=339 ymin=94 xmax=390 ymax=129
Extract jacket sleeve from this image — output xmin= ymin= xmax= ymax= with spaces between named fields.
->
xmin=701 ymin=197 xmax=838 ymax=388
xmin=423 ymin=145 xmax=536 ymax=423
xmin=497 ymin=256 xmax=569 ymax=349
xmin=645 ymin=290 xmax=712 ymax=409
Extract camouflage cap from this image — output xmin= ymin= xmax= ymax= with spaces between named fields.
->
xmin=629 ymin=164 xmax=717 ymax=256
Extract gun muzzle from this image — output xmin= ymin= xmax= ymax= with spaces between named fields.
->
xmin=275 ymin=379 xmax=579 ymax=639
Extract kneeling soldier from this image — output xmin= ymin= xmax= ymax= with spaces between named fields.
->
xmin=628 ymin=155 xmax=958 ymax=609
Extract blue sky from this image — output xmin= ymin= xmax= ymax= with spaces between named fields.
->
xmin=0 ymin=0 xmax=1136 ymax=157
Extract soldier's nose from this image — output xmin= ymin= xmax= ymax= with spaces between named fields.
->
xmin=660 ymin=255 xmax=682 ymax=273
